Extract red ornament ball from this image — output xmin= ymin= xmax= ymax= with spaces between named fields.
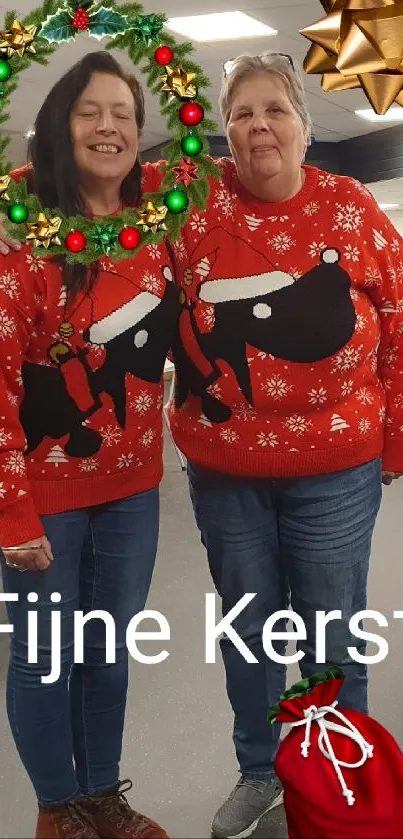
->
xmin=154 ymin=46 xmax=173 ymax=66
xmin=119 ymin=227 xmax=141 ymax=250
xmin=179 ymin=102 xmax=204 ymax=127
xmin=65 ymin=230 xmax=86 ymax=253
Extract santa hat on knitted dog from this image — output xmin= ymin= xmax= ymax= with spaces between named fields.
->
xmin=187 ymin=227 xmax=294 ymax=305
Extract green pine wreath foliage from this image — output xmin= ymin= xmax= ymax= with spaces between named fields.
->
xmin=0 ymin=0 xmax=221 ymax=263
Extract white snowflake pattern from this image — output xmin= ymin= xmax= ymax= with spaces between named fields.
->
xmin=391 ymin=238 xmax=401 ymax=254
xmin=332 ymin=202 xmax=364 ymax=234
xmin=268 ymin=215 xmax=289 ymax=223
xmin=0 ymin=481 xmax=6 ymax=498
xmin=201 ymin=305 xmax=215 ymax=330
xmin=132 ymin=391 xmax=154 ymax=414
xmin=100 ymin=259 xmax=115 ymax=272
xmin=140 ymin=429 xmax=154 ymax=447
xmin=141 ymin=271 xmax=162 ymax=294
xmin=355 ymin=314 xmax=367 ymax=332
xmin=147 ymin=244 xmax=161 ymax=260
xmin=213 ymin=187 xmax=235 ymax=218
xmin=207 ymin=382 xmax=222 ymax=398
xmin=262 ymin=375 xmax=292 ymax=400
xmin=308 ymin=387 xmax=327 ymax=405
xmin=0 ymin=309 xmax=15 ymax=339
xmin=190 ymin=213 xmax=207 ymax=233
xmin=289 ymin=267 xmax=302 ymax=280
xmin=0 ymin=427 xmax=12 ymax=447
xmin=233 ymin=404 xmax=257 ymax=422
xmin=25 ymin=253 xmax=45 ymax=272
xmin=79 ymin=458 xmax=99 ymax=472
xmin=257 ymin=431 xmax=278 ymax=448
xmin=344 ymin=245 xmax=360 ymax=262
xmin=0 ymin=270 xmax=19 ymax=299
xmin=172 ymin=237 xmax=186 ymax=262
xmin=385 ymin=347 xmax=398 ymax=367
xmin=394 ymin=394 xmax=403 ymax=409
xmin=303 ymin=201 xmax=320 ymax=216
xmin=3 ymin=451 xmax=25 ymax=474
xmin=364 ymin=265 xmax=382 ymax=286
xmin=357 ymin=387 xmax=373 ymax=405
xmin=117 ymin=452 xmax=134 ymax=469
xmin=318 ymin=173 xmax=337 ymax=189
xmin=220 ymin=428 xmax=239 ymax=444
xmin=341 ymin=380 xmax=354 ymax=397
xmin=7 ymin=393 xmax=18 ymax=406
xmin=397 ymin=262 xmax=403 ymax=282
xmin=397 ymin=298 xmax=403 ymax=313
xmin=332 ymin=345 xmax=362 ymax=372
xmin=359 ymin=418 xmax=371 ymax=435
xmin=309 ymin=241 xmax=326 ymax=259
xmin=100 ymin=425 xmax=122 ymax=446
xmin=379 ymin=406 xmax=386 ymax=422
xmin=284 ymin=415 xmax=312 ymax=436
xmin=268 ymin=232 xmax=296 ymax=254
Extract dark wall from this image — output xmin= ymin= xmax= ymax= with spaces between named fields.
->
xmin=142 ymin=124 xmax=403 ymax=184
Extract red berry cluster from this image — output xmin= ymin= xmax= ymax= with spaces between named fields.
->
xmin=72 ymin=7 xmax=89 ymax=29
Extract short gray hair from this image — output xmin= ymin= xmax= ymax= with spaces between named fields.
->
xmin=219 ymin=52 xmax=312 ymax=145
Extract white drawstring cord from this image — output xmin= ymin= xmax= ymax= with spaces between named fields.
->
xmin=290 ymin=701 xmax=374 ymax=806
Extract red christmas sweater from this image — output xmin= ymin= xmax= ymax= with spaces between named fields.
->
xmin=0 ymin=162 xmax=178 ymax=546
xmin=168 ymin=160 xmax=403 ymax=478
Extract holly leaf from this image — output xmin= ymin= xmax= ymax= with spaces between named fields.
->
xmin=39 ymin=11 xmax=75 ymax=44
xmin=88 ymin=7 xmax=128 ymax=38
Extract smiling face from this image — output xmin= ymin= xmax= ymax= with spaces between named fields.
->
xmin=69 ymin=71 xmax=139 ymax=190
xmin=226 ymin=71 xmax=307 ymax=199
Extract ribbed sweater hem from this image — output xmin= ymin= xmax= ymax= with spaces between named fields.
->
xmin=170 ymin=430 xmax=383 ymax=478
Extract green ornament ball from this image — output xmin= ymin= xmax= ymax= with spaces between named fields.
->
xmin=0 ymin=60 xmax=12 ymax=83
xmin=8 ymin=202 xmax=28 ymax=224
xmin=164 ymin=187 xmax=188 ymax=214
xmin=180 ymin=132 xmax=202 ymax=157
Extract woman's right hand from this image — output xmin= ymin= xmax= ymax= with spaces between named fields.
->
xmin=3 ymin=536 xmax=53 ymax=571
xmin=0 ymin=214 xmax=21 ymax=255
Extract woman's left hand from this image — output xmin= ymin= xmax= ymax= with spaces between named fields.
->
xmin=382 ymin=471 xmax=403 ymax=485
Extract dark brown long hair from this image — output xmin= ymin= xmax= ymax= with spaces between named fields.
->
xmin=27 ymin=50 xmax=145 ymax=296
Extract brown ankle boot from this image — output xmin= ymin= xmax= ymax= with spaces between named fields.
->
xmin=80 ymin=780 xmax=169 ymax=838
xmin=36 ymin=799 xmax=100 ymax=838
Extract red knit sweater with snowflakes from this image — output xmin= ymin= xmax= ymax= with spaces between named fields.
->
xmin=0 ymin=162 xmax=178 ymax=547
xmin=168 ymin=160 xmax=403 ymax=478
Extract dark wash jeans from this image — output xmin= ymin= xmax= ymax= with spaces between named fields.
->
xmin=0 ymin=489 xmax=159 ymax=805
xmin=188 ymin=458 xmax=382 ymax=780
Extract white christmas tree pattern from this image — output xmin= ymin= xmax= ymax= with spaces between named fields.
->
xmin=331 ymin=414 xmax=350 ymax=432
xmin=46 ymin=445 xmax=69 ymax=465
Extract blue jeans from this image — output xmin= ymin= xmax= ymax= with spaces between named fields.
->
xmin=188 ymin=458 xmax=382 ymax=780
xmin=0 ymin=489 xmax=159 ymax=805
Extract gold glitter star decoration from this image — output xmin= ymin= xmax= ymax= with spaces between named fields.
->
xmin=0 ymin=20 xmax=37 ymax=58
xmin=26 ymin=213 xmax=62 ymax=248
xmin=0 ymin=174 xmax=10 ymax=201
xmin=136 ymin=201 xmax=168 ymax=234
xmin=160 ymin=63 xmax=197 ymax=102
xmin=300 ymin=0 xmax=403 ymax=115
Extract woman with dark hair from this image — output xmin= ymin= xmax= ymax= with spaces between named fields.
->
xmin=0 ymin=50 xmax=176 ymax=839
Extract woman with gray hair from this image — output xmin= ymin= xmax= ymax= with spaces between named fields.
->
xmin=168 ymin=51 xmax=403 ymax=838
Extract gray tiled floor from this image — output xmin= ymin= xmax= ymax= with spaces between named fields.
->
xmin=1 ymin=428 xmax=403 ymax=838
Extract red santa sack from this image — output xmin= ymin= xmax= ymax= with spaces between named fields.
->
xmin=267 ymin=667 xmax=403 ymax=838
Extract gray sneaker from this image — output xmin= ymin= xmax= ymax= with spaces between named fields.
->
xmin=211 ymin=777 xmax=284 ymax=839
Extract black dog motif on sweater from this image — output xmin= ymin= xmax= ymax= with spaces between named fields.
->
xmin=19 ymin=266 xmax=179 ymax=457
xmin=173 ymin=236 xmax=356 ymax=424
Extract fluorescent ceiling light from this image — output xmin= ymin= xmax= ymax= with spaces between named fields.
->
xmin=166 ymin=12 xmax=277 ymax=42
xmin=355 ymin=107 xmax=403 ymax=122
xmin=379 ymin=203 xmax=399 ymax=209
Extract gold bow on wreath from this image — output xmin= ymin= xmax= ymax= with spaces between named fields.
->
xmin=300 ymin=0 xmax=403 ymax=114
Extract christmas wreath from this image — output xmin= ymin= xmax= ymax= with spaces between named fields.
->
xmin=0 ymin=1 xmax=221 ymax=263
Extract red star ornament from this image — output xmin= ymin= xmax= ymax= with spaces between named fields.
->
xmin=172 ymin=157 xmax=199 ymax=188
